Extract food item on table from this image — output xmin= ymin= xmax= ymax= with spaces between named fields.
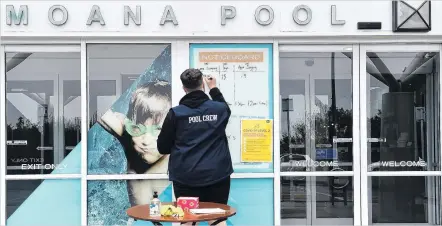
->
xmin=175 ymin=207 xmax=185 ymax=217
xmin=160 ymin=205 xmax=185 ymax=217
xmin=160 ymin=205 xmax=173 ymax=216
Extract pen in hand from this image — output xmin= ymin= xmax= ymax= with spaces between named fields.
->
xmin=204 ymin=75 xmax=217 ymax=89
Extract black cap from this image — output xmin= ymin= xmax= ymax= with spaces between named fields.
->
xmin=153 ymin=191 xmax=158 ymax=198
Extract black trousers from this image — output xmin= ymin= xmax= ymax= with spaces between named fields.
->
xmin=173 ymin=177 xmax=231 ymax=204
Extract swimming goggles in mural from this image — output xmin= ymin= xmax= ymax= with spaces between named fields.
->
xmin=124 ymin=118 xmax=161 ymax=137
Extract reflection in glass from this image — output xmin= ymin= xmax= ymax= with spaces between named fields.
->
xmin=279 ymin=52 xmax=353 ymax=172
xmin=369 ymin=176 xmax=441 ymax=224
xmin=7 ymin=180 xmax=42 ymax=218
xmin=63 ymin=80 xmax=81 ymax=157
xmin=88 ymin=80 xmax=116 ymax=127
xmin=87 ymin=44 xmax=169 ymax=127
xmin=366 ymin=52 xmax=440 ymax=171
xmin=6 ymin=52 xmax=81 ymax=175
xmin=281 ymin=176 xmax=353 ymax=225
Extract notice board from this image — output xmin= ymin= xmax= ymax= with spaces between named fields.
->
xmin=190 ymin=43 xmax=273 ymax=173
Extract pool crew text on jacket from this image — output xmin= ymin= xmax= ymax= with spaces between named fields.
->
xmin=157 ymin=88 xmax=234 ymax=187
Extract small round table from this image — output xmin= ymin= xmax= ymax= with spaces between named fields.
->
xmin=127 ymin=202 xmax=236 ymax=226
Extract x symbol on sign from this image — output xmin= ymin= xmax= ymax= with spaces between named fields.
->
xmin=397 ymin=0 xmax=430 ymax=29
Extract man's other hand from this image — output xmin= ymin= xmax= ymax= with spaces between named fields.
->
xmin=204 ymin=75 xmax=217 ymax=89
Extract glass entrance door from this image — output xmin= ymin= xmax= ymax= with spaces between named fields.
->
xmin=279 ymin=45 xmax=359 ymax=225
xmin=360 ymin=44 xmax=442 ymax=226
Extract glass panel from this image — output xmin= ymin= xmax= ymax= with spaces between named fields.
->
xmin=369 ymin=176 xmax=441 ymax=224
xmin=281 ymin=176 xmax=354 ymax=225
xmin=7 ymin=179 xmax=81 ymax=225
xmin=281 ymin=176 xmax=307 ymax=224
xmin=87 ymin=44 xmax=172 ymax=175
xmin=6 ymin=52 xmax=81 ymax=175
xmin=63 ymin=80 xmax=81 ymax=158
xmin=86 ymin=44 xmax=169 ymax=126
xmin=7 ymin=180 xmax=42 ymax=218
xmin=366 ymin=52 xmax=440 ymax=171
xmin=280 ymin=52 xmax=353 ymax=172
xmin=89 ymin=80 xmax=116 ymax=127
xmin=314 ymin=78 xmax=353 ymax=172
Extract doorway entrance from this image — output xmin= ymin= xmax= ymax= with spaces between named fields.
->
xmin=360 ymin=44 xmax=441 ymax=226
xmin=279 ymin=45 xmax=357 ymax=225
xmin=279 ymin=44 xmax=442 ymax=226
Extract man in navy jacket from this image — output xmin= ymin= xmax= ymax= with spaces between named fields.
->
xmin=157 ymin=68 xmax=233 ymax=226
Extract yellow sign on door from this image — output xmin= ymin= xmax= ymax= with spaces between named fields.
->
xmin=240 ymin=119 xmax=273 ymax=163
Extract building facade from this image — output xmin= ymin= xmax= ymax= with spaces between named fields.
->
xmin=0 ymin=1 xmax=441 ymax=225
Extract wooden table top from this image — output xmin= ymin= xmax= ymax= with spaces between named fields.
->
xmin=127 ymin=202 xmax=236 ymax=223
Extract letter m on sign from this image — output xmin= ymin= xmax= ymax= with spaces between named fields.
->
xmin=6 ymin=5 xmax=28 ymax=25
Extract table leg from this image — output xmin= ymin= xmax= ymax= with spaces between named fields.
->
xmin=210 ymin=218 xmax=227 ymax=226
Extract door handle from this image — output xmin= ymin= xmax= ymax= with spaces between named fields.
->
xmin=368 ymin=138 xmax=386 ymax=143
xmin=332 ymin=138 xmax=386 ymax=143
xmin=332 ymin=137 xmax=352 ymax=143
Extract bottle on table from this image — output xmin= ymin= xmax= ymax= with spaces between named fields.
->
xmin=149 ymin=191 xmax=161 ymax=216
